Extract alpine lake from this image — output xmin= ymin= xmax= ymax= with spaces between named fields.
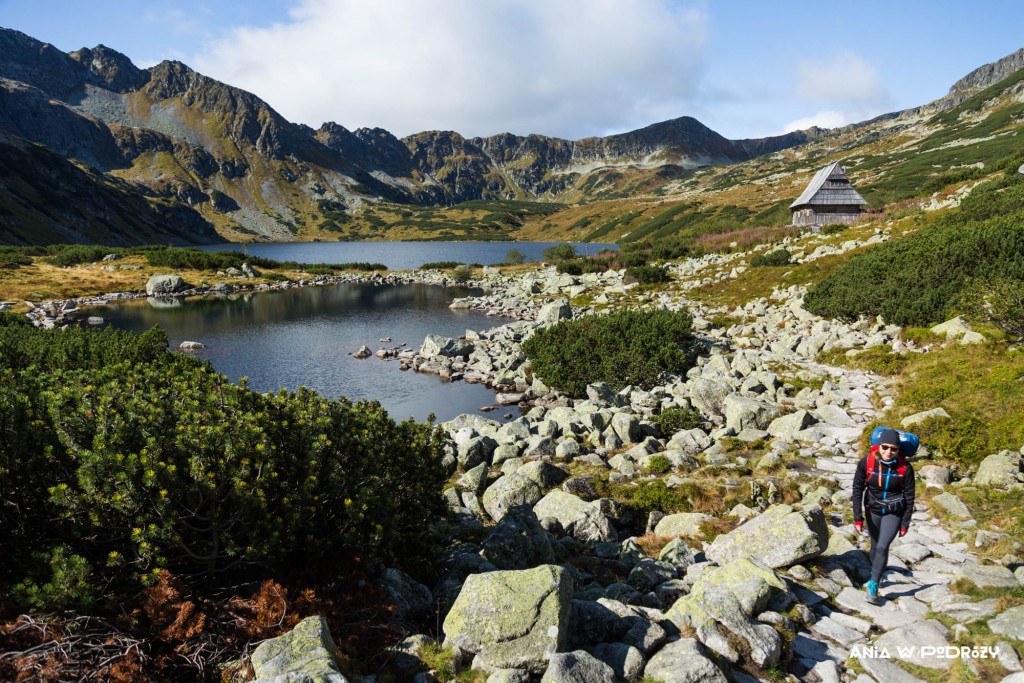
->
xmin=86 ymin=242 xmax=613 ymax=423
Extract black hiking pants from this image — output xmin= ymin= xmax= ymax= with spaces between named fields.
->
xmin=867 ymin=511 xmax=901 ymax=583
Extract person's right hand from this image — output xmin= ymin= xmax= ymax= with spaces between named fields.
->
xmin=854 ymin=520 xmax=863 ymax=533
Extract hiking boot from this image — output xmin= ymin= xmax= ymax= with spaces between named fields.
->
xmin=865 ymin=580 xmax=880 ymax=605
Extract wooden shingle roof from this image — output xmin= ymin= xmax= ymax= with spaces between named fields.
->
xmin=790 ymin=162 xmax=868 ymax=209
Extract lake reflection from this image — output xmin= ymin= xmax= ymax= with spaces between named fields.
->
xmin=91 ymin=282 xmax=516 ymax=423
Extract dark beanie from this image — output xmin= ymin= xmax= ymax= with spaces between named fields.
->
xmin=877 ymin=428 xmax=900 ymax=447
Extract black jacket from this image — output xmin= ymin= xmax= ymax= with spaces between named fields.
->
xmin=851 ymin=454 xmax=915 ymax=529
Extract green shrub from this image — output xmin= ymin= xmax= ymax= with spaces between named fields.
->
xmin=47 ymin=245 xmax=125 ymax=267
xmin=0 ymin=324 xmax=448 ymax=608
xmin=624 ymin=265 xmax=670 ymax=284
xmin=503 ymin=248 xmax=526 ymax=265
xmin=750 ymin=248 xmax=791 ymax=267
xmin=957 ymin=277 xmax=1024 ymax=339
xmin=644 ymin=455 xmax=673 ymax=475
xmin=542 ymin=244 xmax=576 ymax=262
xmin=522 ymin=309 xmax=697 ymax=396
xmin=452 ymin=265 xmax=473 ymax=283
xmin=654 ymin=406 xmax=703 ymax=434
xmin=556 ymin=261 xmax=583 ymax=275
xmin=804 ymin=191 xmax=1024 ymax=325
xmin=12 ymin=545 xmax=96 ymax=611
xmin=822 ymin=223 xmax=848 ymax=235
xmin=420 ymin=261 xmax=463 ymax=270
xmin=0 ymin=311 xmax=33 ymax=328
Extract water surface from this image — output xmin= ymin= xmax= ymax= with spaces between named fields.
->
xmin=91 ymin=282 xmax=515 ymax=423
xmin=199 ymin=240 xmax=613 ymax=270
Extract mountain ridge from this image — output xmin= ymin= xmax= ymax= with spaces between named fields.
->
xmin=0 ymin=26 xmax=1022 ymax=245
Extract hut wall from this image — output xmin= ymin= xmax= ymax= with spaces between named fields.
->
xmin=791 ymin=207 xmax=863 ymax=227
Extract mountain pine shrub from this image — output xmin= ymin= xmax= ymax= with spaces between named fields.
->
xmin=624 ymin=265 xmax=671 ymax=284
xmin=804 ymin=175 xmax=1024 ymax=326
xmin=522 ymin=309 xmax=697 ymax=396
xmin=0 ymin=324 xmax=447 ymax=608
xmin=750 ymin=248 xmax=791 ymax=267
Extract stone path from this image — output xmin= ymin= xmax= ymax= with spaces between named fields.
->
xmin=794 ymin=446 xmax=1023 ymax=681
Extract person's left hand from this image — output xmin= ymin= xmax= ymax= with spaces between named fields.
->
xmin=899 ymin=528 xmax=908 ymax=537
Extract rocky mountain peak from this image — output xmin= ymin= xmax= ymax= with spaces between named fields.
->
xmin=0 ymin=27 xmax=87 ymax=98
xmin=947 ymin=47 xmax=1024 ymax=98
xmin=68 ymin=44 xmax=148 ymax=92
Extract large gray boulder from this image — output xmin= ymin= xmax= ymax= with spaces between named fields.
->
xmin=723 ymin=395 xmax=780 ymax=433
xmin=146 ymin=274 xmax=190 ymax=296
xmin=379 ymin=568 xmax=433 ymax=623
xmin=482 ymin=474 xmax=543 ymax=522
xmin=665 ymin=558 xmax=788 ymax=668
xmin=654 ymin=512 xmax=713 ymax=539
xmin=250 ymin=616 xmax=347 ymax=683
xmin=538 ymin=299 xmax=572 ymax=326
xmin=481 ymin=505 xmax=556 ymax=570
xmin=766 ymin=409 xmax=816 ymax=440
xmin=989 ymin=606 xmax=1024 ymax=640
xmin=421 ymin=334 xmax=474 ymax=358
xmin=689 ymin=375 xmax=733 ymax=418
xmin=974 ymin=450 xmax=1024 ymax=488
xmin=540 ymin=650 xmax=615 ymax=683
xmin=642 ymin=638 xmax=728 ymax=683
xmin=532 ymin=490 xmax=617 ymax=542
xmin=705 ymin=504 xmax=829 ymax=569
xmin=589 ymin=643 xmax=644 ymax=682
xmin=443 ymin=565 xmax=573 ymax=673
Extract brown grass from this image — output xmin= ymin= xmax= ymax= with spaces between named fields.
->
xmin=633 ymin=534 xmax=676 ymax=558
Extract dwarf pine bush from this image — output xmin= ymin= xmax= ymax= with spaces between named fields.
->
xmin=522 ymin=309 xmax=697 ymax=396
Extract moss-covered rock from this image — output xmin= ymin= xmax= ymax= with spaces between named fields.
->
xmin=705 ymin=504 xmax=828 ymax=569
xmin=250 ymin=616 xmax=347 ymax=683
xmin=443 ymin=565 xmax=572 ymax=673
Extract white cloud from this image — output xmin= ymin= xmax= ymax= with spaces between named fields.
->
xmin=796 ymin=51 xmax=887 ymax=105
xmin=192 ymin=0 xmax=709 ymax=139
xmin=780 ymin=110 xmax=851 ymax=133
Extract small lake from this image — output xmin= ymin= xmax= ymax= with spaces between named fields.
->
xmin=89 ymin=282 xmax=517 ymax=424
xmin=199 ymin=241 xmax=614 ymax=270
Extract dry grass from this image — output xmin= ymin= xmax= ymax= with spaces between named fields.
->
xmin=633 ymin=534 xmax=676 ymax=558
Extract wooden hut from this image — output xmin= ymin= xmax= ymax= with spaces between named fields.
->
xmin=790 ymin=162 xmax=868 ymax=227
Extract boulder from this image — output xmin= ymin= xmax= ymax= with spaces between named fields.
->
xmin=627 ymin=559 xmax=677 ymax=592
xmin=989 ymin=606 xmax=1024 ymax=640
xmin=540 ymin=650 xmax=614 ymax=683
xmin=482 ymin=474 xmax=543 ymax=522
xmin=874 ymin=620 xmax=951 ymax=670
xmin=642 ymin=638 xmax=728 ymax=683
xmin=954 ymin=564 xmax=1020 ymax=589
xmin=930 ymin=316 xmax=972 ymax=340
xmin=420 ymin=335 xmax=474 ymax=358
xmin=458 ymin=435 xmax=498 ymax=470
xmin=689 ymin=375 xmax=733 ymax=418
xmin=766 ymin=410 xmax=816 ymax=440
xmin=900 ymin=407 xmax=951 ymax=429
xmin=919 ymin=465 xmax=951 ymax=489
xmin=974 ymin=450 xmax=1024 ymax=488
xmin=250 ymin=616 xmax=347 ymax=683
xmin=480 ymin=505 xmax=556 ymax=570
xmin=658 ymin=538 xmax=696 ymax=572
xmin=723 ymin=394 xmax=780 ymax=433
xmin=705 ymin=504 xmax=829 ymax=569
xmin=443 ymin=565 xmax=573 ymax=673
xmin=532 ymin=490 xmax=616 ymax=542
xmin=379 ymin=568 xmax=433 ymax=623
xmin=538 ymin=299 xmax=572 ymax=326
xmin=665 ymin=558 xmax=787 ymax=668
xmin=654 ymin=512 xmax=713 ymax=539
xmin=931 ymin=492 xmax=973 ymax=519
xmin=145 ymin=274 xmax=190 ymax=296
xmin=589 ymin=643 xmax=644 ymax=682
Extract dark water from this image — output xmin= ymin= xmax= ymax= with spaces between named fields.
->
xmin=89 ymin=283 xmax=515 ymax=423
xmin=199 ymin=241 xmax=614 ymax=270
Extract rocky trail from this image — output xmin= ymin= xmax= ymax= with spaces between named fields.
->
xmin=20 ymin=232 xmax=1024 ymax=682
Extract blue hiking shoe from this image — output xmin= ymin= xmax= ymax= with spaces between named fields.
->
xmin=865 ymin=580 xmax=880 ymax=605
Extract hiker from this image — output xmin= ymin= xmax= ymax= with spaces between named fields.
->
xmin=851 ymin=427 xmax=916 ymax=605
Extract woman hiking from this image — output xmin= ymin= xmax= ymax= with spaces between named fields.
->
xmin=851 ymin=427 xmax=916 ymax=605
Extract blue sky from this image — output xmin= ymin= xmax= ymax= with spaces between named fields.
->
xmin=2 ymin=1 xmax=1022 ymax=140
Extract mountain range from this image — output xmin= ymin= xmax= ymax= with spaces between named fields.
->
xmin=0 ymin=26 xmax=1022 ymax=246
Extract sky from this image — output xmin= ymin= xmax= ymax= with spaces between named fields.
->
xmin=2 ymin=0 xmax=1023 ymax=141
